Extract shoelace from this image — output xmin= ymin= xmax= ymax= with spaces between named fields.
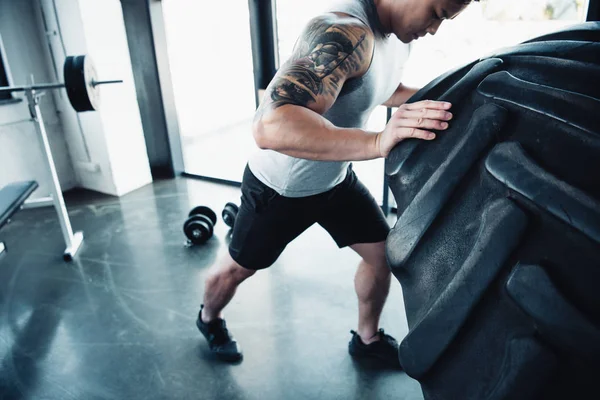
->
xmin=379 ymin=329 xmax=399 ymax=347
xmin=208 ymin=319 xmax=231 ymax=345
xmin=351 ymin=329 xmax=398 ymax=346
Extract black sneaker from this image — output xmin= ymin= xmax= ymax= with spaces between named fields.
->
xmin=348 ymin=329 xmax=402 ymax=369
xmin=196 ymin=305 xmax=243 ymax=362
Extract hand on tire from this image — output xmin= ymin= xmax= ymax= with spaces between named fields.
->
xmin=377 ymin=100 xmax=453 ymax=158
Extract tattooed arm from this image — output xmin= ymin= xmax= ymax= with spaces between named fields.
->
xmin=253 ymin=14 xmax=453 ymax=160
xmin=252 ymin=14 xmax=379 ymax=161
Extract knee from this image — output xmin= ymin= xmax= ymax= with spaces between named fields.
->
xmin=359 ymin=257 xmax=390 ymax=284
xmin=366 ymin=243 xmax=389 ymax=271
xmin=353 ymin=240 xmax=389 ymax=270
xmin=209 ymin=257 xmax=256 ymax=285
xmin=369 ymin=257 xmax=390 ymax=276
xmin=228 ymin=264 xmax=257 ymax=283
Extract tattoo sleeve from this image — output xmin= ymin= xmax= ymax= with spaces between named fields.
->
xmin=260 ymin=16 xmax=373 ymax=113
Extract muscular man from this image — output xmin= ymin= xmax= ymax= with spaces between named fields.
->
xmin=197 ymin=0 xmax=476 ymax=366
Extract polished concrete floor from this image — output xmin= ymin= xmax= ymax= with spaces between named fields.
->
xmin=0 ymin=177 xmax=422 ymax=400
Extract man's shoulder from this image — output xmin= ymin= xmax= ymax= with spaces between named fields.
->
xmin=292 ymin=12 xmax=375 ymax=80
xmin=302 ymin=12 xmax=375 ymax=43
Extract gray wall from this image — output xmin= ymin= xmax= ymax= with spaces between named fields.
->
xmin=0 ymin=0 xmax=76 ymax=198
xmin=121 ymin=0 xmax=183 ymax=178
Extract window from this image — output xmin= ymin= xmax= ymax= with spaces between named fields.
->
xmin=402 ymin=0 xmax=590 ymax=88
xmin=162 ymin=0 xmax=258 ymax=182
xmin=0 ymin=35 xmax=13 ymax=101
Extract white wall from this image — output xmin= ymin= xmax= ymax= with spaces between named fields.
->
xmin=43 ymin=0 xmax=153 ymax=196
xmin=0 ymin=0 xmax=76 ymax=199
xmin=0 ymin=0 xmax=153 ymax=198
xmin=77 ymin=0 xmax=152 ymax=196
xmin=41 ymin=0 xmax=153 ymax=196
xmin=39 ymin=0 xmax=116 ymax=194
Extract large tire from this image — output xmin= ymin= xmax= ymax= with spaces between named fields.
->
xmin=385 ymin=22 xmax=600 ymax=400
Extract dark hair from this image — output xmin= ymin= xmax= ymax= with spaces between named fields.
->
xmin=365 ymin=0 xmax=480 ymax=39
xmin=362 ymin=0 xmax=389 ymax=39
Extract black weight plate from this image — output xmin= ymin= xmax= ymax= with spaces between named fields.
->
xmin=222 ymin=210 xmax=235 ymax=228
xmin=224 ymin=202 xmax=239 ymax=213
xmin=222 ymin=203 xmax=239 ymax=228
xmin=82 ymin=55 xmax=100 ymax=110
xmin=183 ymin=215 xmax=213 ymax=244
xmin=64 ymin=55 xmax=99 ymax=112
xmin=188 ymin=206 xmax=217 ymax=225
xmin=190 ymin=214 xmax=214 ymax=236
xmin=64 ymin=55 xmax=90 ymax=111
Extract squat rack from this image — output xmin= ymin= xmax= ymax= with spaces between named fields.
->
xmin=0 ymin=55 xmax=121 ymax=261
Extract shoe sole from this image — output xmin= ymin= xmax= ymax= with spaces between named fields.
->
xmin=349 ymin=342 xmax=402 ymax=368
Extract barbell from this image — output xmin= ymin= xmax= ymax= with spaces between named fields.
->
xmin=0 ymin=55 xmax=122 ymax=112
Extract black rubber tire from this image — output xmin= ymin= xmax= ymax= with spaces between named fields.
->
xmin=385 ymin=22 xmax=600 ymax=400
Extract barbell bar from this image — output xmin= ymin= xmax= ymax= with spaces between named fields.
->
xmin=0 ymin=55 xmax=122 ymax=112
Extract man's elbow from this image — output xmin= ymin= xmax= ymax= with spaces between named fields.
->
xmin=252 ymin=116 xmax=276 ymax=150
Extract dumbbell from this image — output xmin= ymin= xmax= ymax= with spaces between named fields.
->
xmin=222 ymin=202 xmax=239 ymax=229
xmin=183 ymin=206 xmax=217 ymax=245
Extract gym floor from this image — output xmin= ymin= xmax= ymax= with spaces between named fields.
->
xmin=0 ymin=177 xmax=422 ymax=400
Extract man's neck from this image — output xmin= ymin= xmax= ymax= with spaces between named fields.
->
xmin=373 ymin=0 xmax=393 ymax=34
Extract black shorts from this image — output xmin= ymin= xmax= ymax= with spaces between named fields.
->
xmin=229 ymin=164 xmax=390 ymax=270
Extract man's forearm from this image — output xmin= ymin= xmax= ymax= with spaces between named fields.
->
xmin=253 ymin=105 xmax=381 ymax=162
xmin=383 ymin=84 xmax=420 ymax=108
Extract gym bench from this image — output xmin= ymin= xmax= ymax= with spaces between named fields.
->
xmin=0 ymin=181 xmax=39 ymax=256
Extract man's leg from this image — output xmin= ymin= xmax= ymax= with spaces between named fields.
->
xmin=201 ymin=251 xmax=256 ymax=322
xmin=196 ymin=164 xmax=318 ymax=362
xmin=350 ymin=240 xmax=391 ymax=344
xmin=346 ymin=240 xmax=400 ymax=368
xmin=196 ymin=252 xmax=256 ymax=362
xmin=316 ymin=167 xmax=400 ymax=368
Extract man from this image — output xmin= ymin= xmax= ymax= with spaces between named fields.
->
xmin=197 ymin=0 xmax=476 ymax=366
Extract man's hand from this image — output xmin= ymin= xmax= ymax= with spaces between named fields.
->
xmin=376 ymin=100 xmax=453 ymax=158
